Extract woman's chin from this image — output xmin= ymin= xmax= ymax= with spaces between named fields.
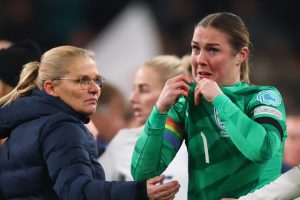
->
xmin=83 ymin=108 xmax=97 ymax=117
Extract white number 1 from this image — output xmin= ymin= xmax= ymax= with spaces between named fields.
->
xmin=201 ymin=132 xmax=210 ymax=163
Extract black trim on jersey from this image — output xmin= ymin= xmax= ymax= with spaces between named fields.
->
xmin=255 ymin=117 xmax=284 ymax=141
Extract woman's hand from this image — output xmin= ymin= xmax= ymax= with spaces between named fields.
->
xmin=147 ymin=175 xmax=180 ymax=200
xmin=156 ymin=74 xmax=193 ymax=113
xmin=194 ymin=78 xmax=223 ymax=105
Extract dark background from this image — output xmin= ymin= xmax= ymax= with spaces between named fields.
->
xmin=1 ymin=0 xmax=299 ymax=114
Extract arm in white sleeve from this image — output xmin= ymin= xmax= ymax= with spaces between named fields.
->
xmin=238 ymin=165 xmax=300 ymax=200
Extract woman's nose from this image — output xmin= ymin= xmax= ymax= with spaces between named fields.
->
xmin=196 ymin=50 xmax=207 ymax=65
xmin=89 ymin=80 xmax=101 ymax=93
xmin=129 ymin=91 xmax=139 ymax=103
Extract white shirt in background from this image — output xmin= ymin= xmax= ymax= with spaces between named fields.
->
xmin=99 ymin=126 xmax=189 ymax=200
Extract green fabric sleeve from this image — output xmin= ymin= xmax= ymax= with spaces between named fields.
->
xmin=147 ymin=105 xmax=168 ymax=129
xmin=131 ymin=106 xmax=168 ymax=180
xmin=212 ymin=94 xmax=282 ymax=162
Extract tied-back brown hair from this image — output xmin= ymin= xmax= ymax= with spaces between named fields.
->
xmin=197 ymin=12 xmax=251 ymax=83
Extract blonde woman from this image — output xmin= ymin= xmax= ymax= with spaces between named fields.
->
xmin=0 ymin=46 xmax=179 ymax=200
xmin=100 ymin=55 xmax=190 ymax=200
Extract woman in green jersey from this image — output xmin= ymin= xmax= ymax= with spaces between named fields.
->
xmin=131 ymin=12 xmax=287 ymax=200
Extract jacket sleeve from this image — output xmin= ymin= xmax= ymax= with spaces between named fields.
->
xmin=41 ymin=115 xmax=148 ymax=200
xmin=131 ymin=106 xmax=182 ymax=181
xmin=212 ymin=92 xmax=286 ymax=162
xmin=238 ymin=165 xmax=300 ymax=200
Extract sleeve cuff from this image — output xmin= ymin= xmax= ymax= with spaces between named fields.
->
xmin=136 ymin=181 xmax=149 ymax=200
xmin=212 ymin=94 xmax=237 ymax=117
xmin=147 ymin=105 xmax=168 ymax=129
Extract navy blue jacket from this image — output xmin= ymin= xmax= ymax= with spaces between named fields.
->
xmin=0 ymin=89 xmax=147 ymax=200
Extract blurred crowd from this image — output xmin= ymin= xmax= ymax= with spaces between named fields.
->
xmin=1 ymin=1 xmax=300 ymax=199
xmin=1 ymin=0 xmax=299 ymax=114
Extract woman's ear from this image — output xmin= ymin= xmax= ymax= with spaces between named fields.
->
xmin=44 ymin=80 xmax=58 ymax=97
xmin=237 ymin=46 xmax=249 ymax=65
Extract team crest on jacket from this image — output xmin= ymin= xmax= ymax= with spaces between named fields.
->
xmin=214 ymin=107 xmax=229 ymax=137
xmin=257 ymin=90 xmax=281 ymax=106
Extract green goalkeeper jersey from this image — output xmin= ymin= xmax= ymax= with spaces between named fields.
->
xmin=131 ymin=81 xmax=287 ymax=200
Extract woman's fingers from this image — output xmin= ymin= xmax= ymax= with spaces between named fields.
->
xmin=156 ymin=74 xmax=193 ymax=113
xmin=148 ymin=175 xmax=165 ymax=185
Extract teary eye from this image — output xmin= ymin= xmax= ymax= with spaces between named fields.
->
xmin=191 ymin=44 xmax=200 ymax=52
xmin=209 ymin=47 xmax=218 ymax=53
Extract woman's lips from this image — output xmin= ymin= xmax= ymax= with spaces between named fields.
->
xmin=85 ymin=98 xmax=98 ymax=105
xmin=196 ymin=71 xmax=212 ymax=79
xmin=133 ymin=107 xmax=143 ymax=117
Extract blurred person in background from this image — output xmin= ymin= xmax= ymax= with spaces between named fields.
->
xmin=282 ymin=115 xmax=300 ymax=173
xmin=0 ymin=40 xmax=41 ymax=96
xmin=90 ymin=82 xmax=130 ymax=156
xmin=0 ymin=45 xmax=180 ymax=200
xmin=99 ymin=55 xmax=191 ymax=200
xmin=0 ymin=40 xmax=12 ymax=49
xmin=0 ymin=40 xmax=41 ymax=145
xmin=131 ymin=12 xmax=287 ymax=199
